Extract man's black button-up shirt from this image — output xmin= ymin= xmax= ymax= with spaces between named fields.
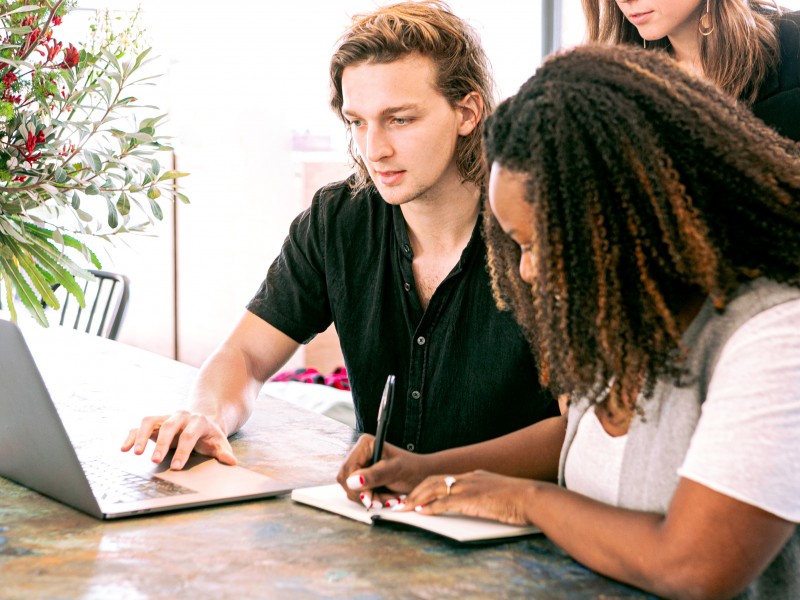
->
xmin=247 ymin=178 xmax=557 ymax=453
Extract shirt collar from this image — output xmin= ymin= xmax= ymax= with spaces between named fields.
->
xmin=390 ymin=201 xmax=484 ymax=274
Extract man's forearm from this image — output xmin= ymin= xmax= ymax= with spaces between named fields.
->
xmin=189 ymin=346 xmax=261 ymax=436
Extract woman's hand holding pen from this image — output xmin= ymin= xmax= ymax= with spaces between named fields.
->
xmin=336 ymin=434 xmax=434 ymax=509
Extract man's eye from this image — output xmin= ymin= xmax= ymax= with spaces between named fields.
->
xmin=393 ymin=118 xmax=410 ymax=125
xmin=348 ymin=119 xmax=363 ymax=127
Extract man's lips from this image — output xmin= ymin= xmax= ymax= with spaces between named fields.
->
xmin=375 ymin=170 xmax=406 ymax=186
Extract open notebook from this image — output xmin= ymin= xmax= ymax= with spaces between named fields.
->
xmin=292 ymin=483 xmax=540 ymax=543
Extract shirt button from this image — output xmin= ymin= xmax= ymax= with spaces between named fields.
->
xmin=411 ymin=390 xmax=421 ymax=399
xmin=416 ymin=336 xmax=425 ymax=346
xmin=404 ymin=282 xmax=411 ymax=292
xmin=406 ymin=443 xmax=415 ymax=452
xmin=403 ymin=244 xmax=411 ymax=253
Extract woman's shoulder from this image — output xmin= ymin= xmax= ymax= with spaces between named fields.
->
xmin=751 ymin=11 xmax=800 ymax=140
xmin=774 ymin=10 xmax=800 ymax=72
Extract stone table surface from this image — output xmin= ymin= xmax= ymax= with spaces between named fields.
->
xmin=0 ymin=324 xmax=654 ymax=599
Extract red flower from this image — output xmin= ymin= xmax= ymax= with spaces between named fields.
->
xmin=53 ymin=16 xmax=63 ymax=26
xmin=2 ymin=71 xmax=17 ymax=88
xmin=25 ymin=131 xmax=38 ymax=154
xmin=46 ymin=40 xmax=63 ymax=62
xmin=61 ymin=44 xmax=79 ymax=69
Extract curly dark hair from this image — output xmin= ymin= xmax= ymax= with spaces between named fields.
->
xmin=483 ymin=44 xmax=800 ymax=414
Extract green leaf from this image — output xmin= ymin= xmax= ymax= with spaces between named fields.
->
xmin=71 ymin=192 xmax=81 ymax=209
xmin=126 ymin=132 xmax=154 ymax=143
xmin=85 ymin=150 xmax=103 ymax=173
xmin=106 ymin=196 xmax=119 ymax=229
xmin=14 ymin=221 xmax=101 ymax=273
xmin=148 ymin=196 xmax=163 ymax=220
xmin=54 ymin=168 xmax=69 ymax=183
xmin=85 ymin=184 xmax=100 ymax=196
xmin=2 ymin=6 xmax=44 ymax=17
xmin=101 ymin=47 xmax=122 ymax=75
xmin=23 ymin=246 xmax=85 ymax=309
xmin=0 ymin=256 xmax=48 ymax=327
xmin=158 ymin=170 xmax=190 ymax=182
xmin=116 ymin=192 xmax=130 ymax=216
xmin=132 ymin=47 xmax=153 ymax=72
xmin=1 ymin=270 xmax=18 ymax=323
xmin=0 ymin=219 xmax=27 ymax=244
xmin=97 ymin=78 xmax=113 ymax=102
xmin=2 ymin=239 xmax=60 ymax=309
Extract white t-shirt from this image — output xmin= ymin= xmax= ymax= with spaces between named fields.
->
xmin=678 ymin=298 xmax=800 ymax=523
xmin=566 ymin=298 xmax=800 ymax=523
xmin=564 ymin=404 xmax=628 ymax=505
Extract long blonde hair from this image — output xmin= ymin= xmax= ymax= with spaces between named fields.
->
xmin=581 ymin=0 xmax=782 ymax=103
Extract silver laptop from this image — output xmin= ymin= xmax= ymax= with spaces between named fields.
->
xmin=0 ymin=319 xmax=297 ymax=519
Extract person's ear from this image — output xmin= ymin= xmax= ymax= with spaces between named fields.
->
xmin=456 ymin=91 xmax=483 ymax=136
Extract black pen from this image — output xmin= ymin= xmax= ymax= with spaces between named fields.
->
xmin=364 ymin=374 xmax=395 ymax=511
xmin=371 ymin=374 xmax=395 ymax=467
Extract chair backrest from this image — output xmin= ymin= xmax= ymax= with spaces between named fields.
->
xmin=54 ymin=270 xmax=130 ymax=340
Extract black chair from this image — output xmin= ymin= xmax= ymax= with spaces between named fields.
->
xmin=52 ymin=270 xmax=130 ymax=340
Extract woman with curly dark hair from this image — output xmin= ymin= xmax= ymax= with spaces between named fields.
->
xmin=582 ymin=0 xmax=800 ymax=141
xmin=339 ymin=44 xmax=800 ymax=598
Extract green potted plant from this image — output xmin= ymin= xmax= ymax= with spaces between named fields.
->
xmin=0 ymin=0 xmax=187 ymax=326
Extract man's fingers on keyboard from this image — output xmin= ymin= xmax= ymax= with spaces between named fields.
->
xmin=170 ymin=435 xmax=200 ymax=471
xmin=131 ymin=415 xmax=170 ymax=453
xmin=121 ymin=429 xmax=136 ymax=452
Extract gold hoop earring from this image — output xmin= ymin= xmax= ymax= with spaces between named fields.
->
xmin=699 ymin=0 xmax=714 ymax=36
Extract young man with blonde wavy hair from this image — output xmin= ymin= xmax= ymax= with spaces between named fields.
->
xmin=123 ymin=1 xmax=557 ymax=471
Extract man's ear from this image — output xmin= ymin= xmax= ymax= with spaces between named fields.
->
xmin=456 ymin=91 xmax=483 ymax=136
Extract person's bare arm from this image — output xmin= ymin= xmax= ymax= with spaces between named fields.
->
xmin=406 ymin=473 xmax=794 ymax=598
xmin=121 ymin=311 xmax=299 ymax=469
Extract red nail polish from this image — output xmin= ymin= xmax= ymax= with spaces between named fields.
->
xmin=358 ymin=475 xmax=365 ymax=486
xmin=360 ymin=493 xmax=366 ymax=501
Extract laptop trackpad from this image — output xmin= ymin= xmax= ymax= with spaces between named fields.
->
xmin=116 ymin=448 xmax=292 ymax=498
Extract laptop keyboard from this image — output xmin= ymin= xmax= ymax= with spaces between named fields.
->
xmin=81 ymin=458 xmax=196 ymax=504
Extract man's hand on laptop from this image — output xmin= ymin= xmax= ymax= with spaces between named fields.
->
xmin=121 ymin=411 xmax=237 ymax=470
